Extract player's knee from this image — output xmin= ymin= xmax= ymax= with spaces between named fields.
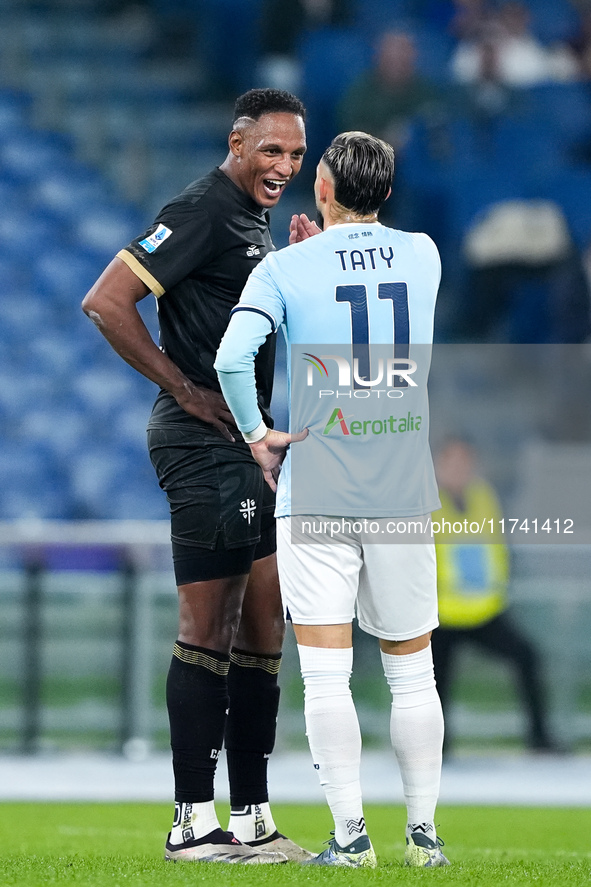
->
xmin=235 ymin=612 xmax=285 ymax=654
xmin=380 ymin=631 xmax=432 ymax=656
xmin=177 ymin=586 xmax=245 ymax=652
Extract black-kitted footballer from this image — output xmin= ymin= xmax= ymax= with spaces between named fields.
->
xmin=82 ymin=88 xmax=315 ymax=864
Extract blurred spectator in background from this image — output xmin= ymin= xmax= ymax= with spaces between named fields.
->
xmin=432 ymin=438 xmax=562 ymax=756
xmin=451 ymin=1 xmax=577 ymax=87
xmin=336 ymin=30 xmax=444 ymax=153
xmin=457 ymin=199 xmax=591 ymax=342
xmin=449 ymin=0 xmax=494 ymax=43
xmin=432 ymin=2 xmax=517 ymax=151
xmin=564 ymin=8 xmax=591 ymax=164
xmin=335 ymin=30 xmax=447 ymax=229
xmin=258 ymin=0 xmax=353 ymax=92
xmin=452 ymin=29 xmax=517 ymax=123
xmin=568 ymin=5 xmax=591 ymax=78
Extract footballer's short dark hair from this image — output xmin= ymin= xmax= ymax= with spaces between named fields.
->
xmin=233 ymin=88 xmax=306 ymax=124
xmin=321 ymin=131 xmax=395 ymax=216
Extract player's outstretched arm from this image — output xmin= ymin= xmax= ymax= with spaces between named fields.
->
xmin=249 ymin=428 xmax=308 ymax=492
xmin=289 ymin=213 xmax=322 ymax=244
xmin=82 ymin=258 xmax=235 ymax=441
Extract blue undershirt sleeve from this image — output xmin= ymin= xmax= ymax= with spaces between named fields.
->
xmin=214 ymin=307 xmax=275 ymax=435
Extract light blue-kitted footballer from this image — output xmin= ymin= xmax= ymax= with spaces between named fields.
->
xmin=215 ymin=221 xmax=441 ymax=518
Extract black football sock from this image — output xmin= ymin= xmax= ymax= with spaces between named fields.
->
xmin=166 ymin=641 xmax=230 ymax=803
xmin=225 ymin=648 xmax=281 ymax=807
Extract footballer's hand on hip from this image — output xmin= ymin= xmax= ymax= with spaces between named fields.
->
xmin=289 ymin=213 xmax=322 ymax=244
xmin=175 ymin=382 xmax=236 ymax=442
xmin=249 ymin=428 xmax=308 ymax=491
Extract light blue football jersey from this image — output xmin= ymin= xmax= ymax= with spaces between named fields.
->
xmin=220 ymin=222 xmax=441 ymax=518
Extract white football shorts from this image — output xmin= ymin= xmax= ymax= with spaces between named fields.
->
xmin=276 ymin=515 xmax=439 ymax=641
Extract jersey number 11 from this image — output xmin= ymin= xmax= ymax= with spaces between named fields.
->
xmin=336 ymin=282 xmax=409 ymax=387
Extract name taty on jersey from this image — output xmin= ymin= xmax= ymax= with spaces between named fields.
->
xmin=334 ymin=244 xmax=395 ymax=272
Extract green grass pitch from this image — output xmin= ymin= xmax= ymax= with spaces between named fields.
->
xmin=1 ymin=803 xmax=590 ymax=886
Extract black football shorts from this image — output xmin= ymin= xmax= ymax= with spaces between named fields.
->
xmin=148 ymin=425 xmax=276 ymax=584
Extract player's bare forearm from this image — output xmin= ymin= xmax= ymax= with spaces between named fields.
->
xmin=83 ymin=260 xmax=170 ymax=384
xmin=82 ymin=257 xmax=235 ymax=441
xmin=289 ymin=213 xmax=322 ymax=244
xmin=249 ymin=428 xmax=308 ymax=491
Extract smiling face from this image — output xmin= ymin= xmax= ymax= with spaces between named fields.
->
xmin=225 ymin=112 xmax=306 ymax=208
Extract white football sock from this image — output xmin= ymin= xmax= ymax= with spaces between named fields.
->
xmin=381 ymin=644 xmax=444 ymax=829
xmin=227 ymin=802 xmax=277 ymax=843
xmin=169 ymin=800 xmax=220 ymax=845
xmin=298 ymin=644 xmax=366 ymax=848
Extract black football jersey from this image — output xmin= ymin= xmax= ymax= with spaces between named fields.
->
xmin=117 ymin=168 xmax=276 ymax=433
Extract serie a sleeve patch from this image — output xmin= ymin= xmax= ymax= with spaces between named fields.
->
xmin=138 ymin=224 xmax=173 ymax=254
